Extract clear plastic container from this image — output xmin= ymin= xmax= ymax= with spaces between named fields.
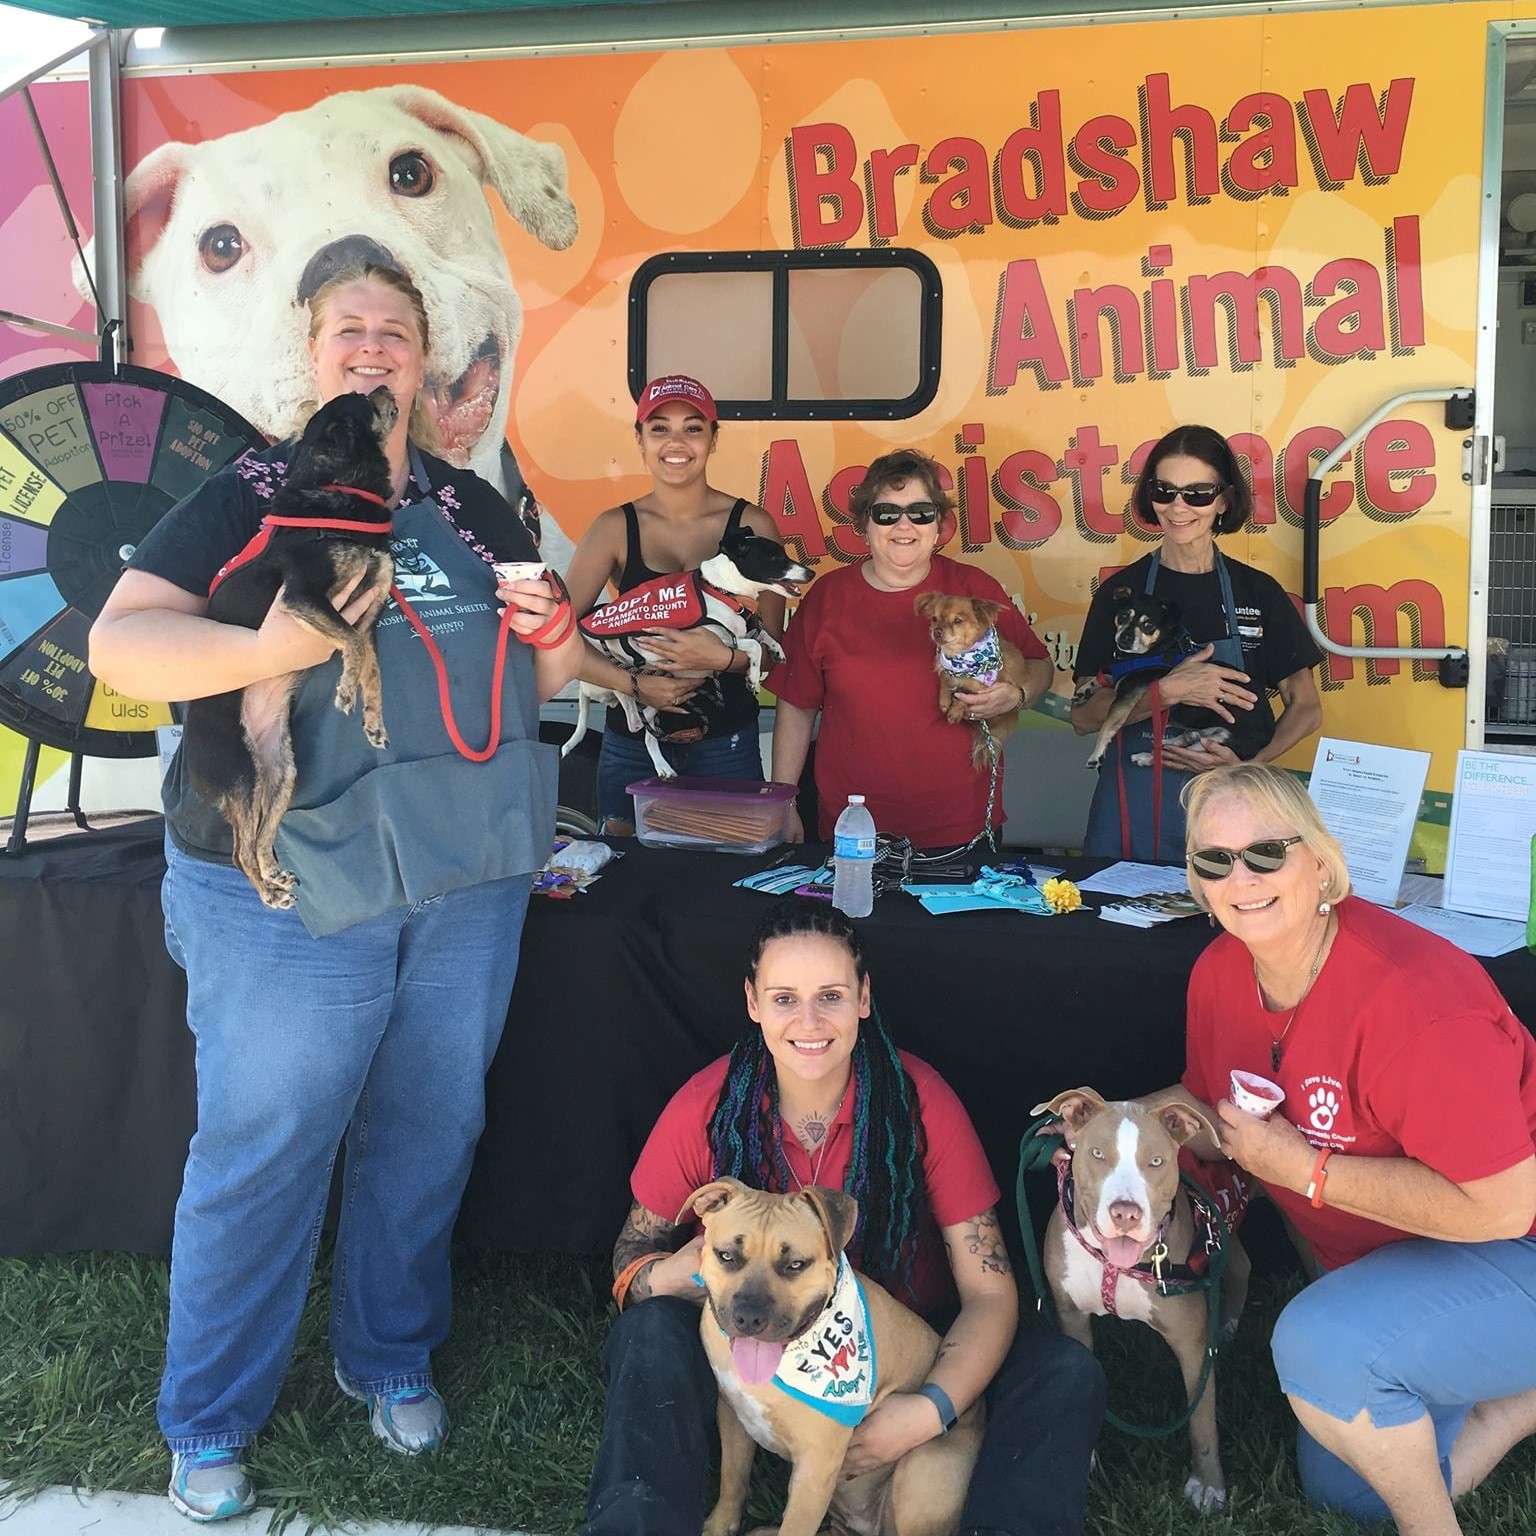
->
xmin=625 ymin=776 xmax=799 ymax=854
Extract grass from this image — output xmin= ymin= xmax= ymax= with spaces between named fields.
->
xmin=2 ymin=1244 xmax=1535 ymax=1534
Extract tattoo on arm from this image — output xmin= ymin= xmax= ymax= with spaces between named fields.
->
xmin=611 ymin=1202 xmax=681 ymax=1301
xmin=959 ymin=1209 xmax=1013 ymax=1276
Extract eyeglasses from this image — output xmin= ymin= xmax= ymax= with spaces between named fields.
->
xmin=1149 ymin=481 xmax=1226 ymax=509
xmin=868 ymin=501 xmax=941 ymax=526
xmin=1186 ymin=836 xmax=1304 ymax=880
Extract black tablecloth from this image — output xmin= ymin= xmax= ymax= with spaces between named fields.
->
xmin=4 ymin=820 xmax=1535 ymax=1257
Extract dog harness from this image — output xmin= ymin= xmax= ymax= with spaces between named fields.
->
xmin=735 ymin=1254 xmax=877 ymax=1427
xmin=208 ymin=476 xmax=572 ymax=764
xmin=1055 ymin=1161 xmax=1232 ymax=1313
xmin=937 ymin=626 xmax=1003 ymax=687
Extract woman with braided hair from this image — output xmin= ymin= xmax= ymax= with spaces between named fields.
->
xmin=580 ymin=902 xmax=1105 ymax=1536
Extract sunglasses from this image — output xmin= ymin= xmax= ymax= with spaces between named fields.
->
xmin=868 ymin=501 xmax=941 ymax=526
xmin=1186 ymin=836 xmax=1304 ymax=880
xmin=1149 ymin=481 xmax=1225 ymax=509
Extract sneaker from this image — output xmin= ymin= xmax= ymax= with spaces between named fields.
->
xmin=335 ymin=1364 xmax=449 ymax=1455
xmin=167 ymin=1448 xmax=256 ymax=1523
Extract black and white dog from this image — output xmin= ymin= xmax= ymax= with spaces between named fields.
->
xmin=1076 ymin=585 xmax=1232 ymax=769
xmin=564 ymin=524 xmax=812 ymax=778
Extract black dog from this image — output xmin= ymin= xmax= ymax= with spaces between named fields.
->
xmin=183 ymin=387 xmax=399 ymax=907
xmin=563 ymin=522 xmax=812 ymax=779
xmin=1076 ymin=585 xmax=1231 ymax=769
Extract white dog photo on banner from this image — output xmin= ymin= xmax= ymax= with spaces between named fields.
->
xmin=75 ymin=84 xmax=579 ymax=569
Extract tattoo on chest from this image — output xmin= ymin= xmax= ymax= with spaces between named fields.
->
xmin=796 ymin=1111 xmax=829 ymax=1151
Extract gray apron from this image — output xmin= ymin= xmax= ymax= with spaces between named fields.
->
xmin=1082 ymin=550 xmax=1242 ymax=861
xmin=274 ymin=448 xmax=556 ymax=936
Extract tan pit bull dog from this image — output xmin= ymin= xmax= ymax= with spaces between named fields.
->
xmin=687 ymin=1177 xmax=982 ymax=1536
xmin=1030 ymin=1089 xmax=1250 ymax=1514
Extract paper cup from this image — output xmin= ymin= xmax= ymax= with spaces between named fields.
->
xmin=1229 ymin=1069 xmax=1285 ymax=1119
xmin=493 ymin=561 xmax=546 ymax=587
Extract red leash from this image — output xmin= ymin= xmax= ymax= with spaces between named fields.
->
xmin=1115 ymin=679 xmax=1166 ymax=860
xmin=390 ymin=568 xmax=574 ymax=763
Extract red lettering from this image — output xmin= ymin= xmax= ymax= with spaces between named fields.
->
xmin=787 ymin=123 xmax=863 ymax=247
xmin=1185 ymin=266 xmax=1305 ymax=368
xmin=825 ymin=464 xmax=867 ymax=560
xmin=994 ymin=450 xmax=1062 ymax=549
xmin=1310 ymin=258 xmax=1386 ymax=359
xmin=1222 ymin=93 xmax=1299 ymax=195
xmin=1063 ymin=426 xmax=1122 ymax=538
xmin=868 ymin=143 xmax=919 ymax=241
xmin=1142 ymin=74 xmax=1220 ymax=205
xmin=958 ymin=452 xmax=991 ymax=551
xmin=1228 ymin=432 xmax=1277 ymax=527
xmin=1279 ymin=426 xmax=1352 ymax=526
xmin=760 ymin=439 xmax=828 ymax=560
xmin=1389 ymin=214 xmax=1425 ymax=350
xmin=1069 ymin=115 xmax=1139 ymax=216
xmin=1320 ymin=578 xmax=1443 ymax=684
xmin=995 ymin=92 xmax=1068 ymax=224
xmin=1300 ymin=78 xmax=1414 ymax=187
xmin=924 ymin=136 xmax=992 ymax=234
xmin=1359 ymin=419 xmax=1435 ymax=518
xmin=1070 ymin=283 xmax=1144 ymax=382
xmin=990 ymin=260 xmax=1068 ymax=390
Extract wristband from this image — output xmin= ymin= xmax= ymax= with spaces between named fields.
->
xmin=915 ymin=1381 xmax=958 ymax=1436
xmin=611 ymin=1252 xmax=666 ymax=1312
xmin=1306 ymin=1147 xmax=1334 ymax=1209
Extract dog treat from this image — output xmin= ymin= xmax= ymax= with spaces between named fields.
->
xmin=1229 ymin=1069 xmax=1285 ymax=1118
xmin=492 ymin=560 xmax=547 ymax=586
xmin=639 ymin=803 xmax=782 ymax=844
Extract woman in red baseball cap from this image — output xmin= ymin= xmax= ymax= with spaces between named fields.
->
xmin=564 ymin=375 xmax=790 ymax=832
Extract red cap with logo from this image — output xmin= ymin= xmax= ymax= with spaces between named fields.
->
xmin=636 ymin=374 xmax=718 ymax=424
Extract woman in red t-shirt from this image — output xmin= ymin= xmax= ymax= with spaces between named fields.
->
xmin=768 ymin=449 xmax=1053 ymax=850
xmin=580 ymin=900 xmax=1104 ymax=1536
xmin=1174 ymin=763 xmax=1536 ymax=1531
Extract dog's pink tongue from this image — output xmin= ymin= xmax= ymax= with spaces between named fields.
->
xmin=1102 ymin=1235 xmax=1145 ymax=1268
xmin=731 ymin=1337 xmax=785 ymax=1386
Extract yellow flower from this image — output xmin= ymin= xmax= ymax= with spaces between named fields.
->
xmin=1041 ymin=877 xmax=1082 ymax=915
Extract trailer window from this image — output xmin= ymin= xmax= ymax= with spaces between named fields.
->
xmin=629 ymin=249 xmax=940 ymax=420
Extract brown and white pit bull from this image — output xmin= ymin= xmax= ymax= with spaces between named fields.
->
xmin=687 ymin=1177 xmax=982 ymax=1536
xmin=1030 ymin=1089 xmax=1251 ymax=1513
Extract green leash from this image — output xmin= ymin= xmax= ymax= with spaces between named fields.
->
xmin=1015 ymin=1114 xmax=1230 ymax=1440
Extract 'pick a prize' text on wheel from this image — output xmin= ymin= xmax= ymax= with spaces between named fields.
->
xmin=0 ymin=363 xmax=265 ymax=756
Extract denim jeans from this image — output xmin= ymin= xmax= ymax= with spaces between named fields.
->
xmin=157 ymin=838 xmax=532 ymax=1452
xmin=581 ymin=1299 xmax=1106 ymax=1536
xmin=596 ymin=726 xmax=764 ymax=829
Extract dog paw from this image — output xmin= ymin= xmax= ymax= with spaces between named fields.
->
xmin=701 ymin=1516 xmax=742 ymax=1536
xmin=1085 ymin=754 xmax=1103 ymax=770
xmin=259 ymin=883 xmax=298 ymax=909
xmin=1183 ymin=1476 xmax=1227 ymax=1513
xmin=334 ymin=683 xmax=357 ymax=715
xmin=365 ymin=721 xmax=389 ymax=750
xmin=1128 ymin=751 xmax=1154 ymax=767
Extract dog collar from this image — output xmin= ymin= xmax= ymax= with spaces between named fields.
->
xmin=318 ymin=483 xmax=391 ymax=508
xmin=1096 ymin=627 xmax=1201 ymax=689
xmin=1057 ymin=1162 xmax=1184 ymax=1316
xmin=207 ymin=512 xmax=393 ymax=596
xmin=937 ymin=627 xmax=1002 ymax=686
xmin=723 ymin=1255 xmax=878 ymax=1426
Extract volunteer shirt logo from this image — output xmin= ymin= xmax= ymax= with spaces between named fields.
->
xmin=392 ymin=543 xmax=455 ymax=602
xmin=1296 ymin=1074 xmax=1353 ymax=1148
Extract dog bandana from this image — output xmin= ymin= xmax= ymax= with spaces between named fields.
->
xmin=937 ymin=627 xmax=1002 ymax=687
xmin=580 ymin=569 xmax=740 ymax=638
xmin=724 ymin=1255 xmax=878 ymax=1426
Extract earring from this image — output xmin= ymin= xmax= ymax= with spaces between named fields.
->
xmin=1208 ymin=913 xmax=1217 ymax=928
xmin=1318 ymin=898 xmax=1332 ymax=916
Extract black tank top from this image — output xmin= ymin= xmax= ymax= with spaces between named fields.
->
xmin=605 ymin=497 xmax=759 ymax=740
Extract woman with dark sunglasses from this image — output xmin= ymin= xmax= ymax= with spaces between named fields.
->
xmin=1164 ymin=764 xmax=1536 ymax=1534
xmin=768 ymin=449 xmax=1053 ymax=848
xmin=1070 ymin=424 xmax=1323 ymax=861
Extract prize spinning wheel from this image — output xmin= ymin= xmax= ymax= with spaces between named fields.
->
xmin=0 ymin=363 xmax=265 ymax=757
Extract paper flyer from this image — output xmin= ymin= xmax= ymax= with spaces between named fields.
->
xmin=1443 ymin=751 xmax=1536 ymax=922
xmin=1307 ymin=738 xmax=1431 ymax=907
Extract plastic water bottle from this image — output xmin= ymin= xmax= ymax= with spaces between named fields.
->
xmin=833 ymin=795 xmax=877 ymax=919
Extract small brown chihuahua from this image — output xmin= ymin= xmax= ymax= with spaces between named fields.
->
xmin=915 ymin=592 xmax=1034 ymax=769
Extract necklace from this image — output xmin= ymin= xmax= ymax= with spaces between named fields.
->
xmin=786 ymin=1087 xmax=849 ymax=1190
xmin=1255 ymin=914 xmax=1334 ymax=1072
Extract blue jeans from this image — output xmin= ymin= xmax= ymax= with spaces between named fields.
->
xmin=582 ymin=1299 xmax=1105 ymax=1536
xmin=1272 ymin=1235 xmax=1536 ymax=1523
xmin=157 ymin=839 xmax=532 ymax=1452
xmin=596 ymin=726 xmax=763 ymax=829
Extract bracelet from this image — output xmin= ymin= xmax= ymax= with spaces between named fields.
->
xmin=611 ymin=1251 xmax=666 ymax=1312
xmin=915 ymin=1381 xmax=958 ymax=1437
xmin=1306 ymin=1147 xmax=1334 ymax=1209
